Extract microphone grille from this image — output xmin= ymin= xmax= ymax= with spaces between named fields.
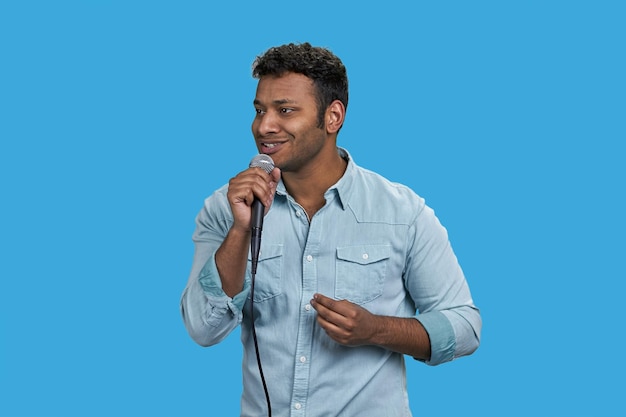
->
xmin=249 ymin=154 xmax=275 ymax=174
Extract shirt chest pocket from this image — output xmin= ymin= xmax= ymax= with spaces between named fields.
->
xmin=335 ymin=244 xmax=391 ymax=305
xmin=247 ymin=243 xmax=283 ymax=302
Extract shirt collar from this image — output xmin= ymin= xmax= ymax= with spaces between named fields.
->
xmin=326 ymin=147 xmax=354 ymax=211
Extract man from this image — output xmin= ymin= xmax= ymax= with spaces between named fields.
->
xmin=181 ymin=42 xmax=481 ymax=416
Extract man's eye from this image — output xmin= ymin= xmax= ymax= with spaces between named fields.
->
xmin=255 ymin=108 xmax=265 ymax=115
xmin=280 ymin=108 xmax=293 ymax=114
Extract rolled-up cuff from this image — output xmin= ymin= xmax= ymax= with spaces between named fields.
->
xmin=416 ymin=311 xmax=456 ymax=365
xmin=198 ymin=252 xmax=250 ymax=313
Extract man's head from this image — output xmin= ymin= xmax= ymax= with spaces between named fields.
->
xmin=252 ymin=42 xmax=348 ymax=129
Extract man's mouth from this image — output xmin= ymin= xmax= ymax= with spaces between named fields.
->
xmin=260 ymin=141 xmax=285 ymax=154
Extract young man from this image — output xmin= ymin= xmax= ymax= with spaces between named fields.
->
xmin=181 ymin=42 xmax=481 ymax=416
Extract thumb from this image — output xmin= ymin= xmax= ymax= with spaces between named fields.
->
xmin=270 ymin=167 xmax=281 ymax=183
xmin=264 ymin=168 xmax=281 ymax=213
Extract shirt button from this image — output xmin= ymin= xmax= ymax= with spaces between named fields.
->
xmin=304 ymin=304 xmax=311 ymax=311
xmin=294 ymin=403 xmax=302 ymax=410
xmin=299 ymin=356 xmax=307 ymax=363
xmin=362 ymin=253 xmax=369 ymax=260
xmin=295 ymin=210 xmax=301 ymax=217
xmin=306 ymin=255 xmax=313 ymax=262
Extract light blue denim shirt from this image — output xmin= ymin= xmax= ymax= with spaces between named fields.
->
xmin=181 ymin=148 xmax=481 ymax=417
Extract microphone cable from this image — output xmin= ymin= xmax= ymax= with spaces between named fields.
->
xmin=250 ymin=271 xmax=272 ymax=417
xmin=247 ymin=154 xmax=275 ymax=416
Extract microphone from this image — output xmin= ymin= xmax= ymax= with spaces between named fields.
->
xmin=249 ymin=154 xmax=275 ymax=275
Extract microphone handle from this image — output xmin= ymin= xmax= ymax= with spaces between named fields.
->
xmin=250 ymin=198 xmax=264 ymax=275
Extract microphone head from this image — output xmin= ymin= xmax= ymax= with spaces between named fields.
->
xmin=249 ymin=154 xmax=275 ymax=174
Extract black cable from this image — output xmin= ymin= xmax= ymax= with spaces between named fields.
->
xmin=250 ymin=271 xmax=272 ymax=417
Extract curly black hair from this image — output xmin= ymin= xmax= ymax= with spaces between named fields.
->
xmin=252 ymin=42 xmax=349 ymax=128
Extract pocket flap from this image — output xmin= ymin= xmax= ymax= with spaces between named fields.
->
xmin=336 ymin=244 xmax=391 ymax=265
xmin=248 ymin=243 xmax=283 ymax=262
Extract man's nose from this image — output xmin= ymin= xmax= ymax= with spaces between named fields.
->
xmin=257 ymin=111 xmax=279 ymax=135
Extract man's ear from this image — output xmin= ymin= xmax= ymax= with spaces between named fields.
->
xmin=325 ymin=100 xmax=346 ymax=134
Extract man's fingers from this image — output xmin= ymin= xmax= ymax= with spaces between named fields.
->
xmin=312 ymin=293 xmax=339 ymax=310
xmin=311 ymin=293 xmax=355 ymax=332
xmin=313 ymin=293 xmax=354 ymax=316
xmin=229 ymin=168 xmax=276 ymax=207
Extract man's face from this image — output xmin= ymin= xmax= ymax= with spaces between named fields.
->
xmin=252 ymin=72 xmax=327 ymax=173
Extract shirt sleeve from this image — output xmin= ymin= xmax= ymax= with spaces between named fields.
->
xmin=406 ymin=200 xmax=482 ymax=366
xmin=179 ymin=189 xmax=251 ymax=347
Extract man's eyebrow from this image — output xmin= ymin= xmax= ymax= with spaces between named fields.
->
xmin=253 ymin=98 xmax=296 ymax=106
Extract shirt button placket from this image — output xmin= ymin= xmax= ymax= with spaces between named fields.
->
xmin=292 ymin=217 xmax=319 ymax=417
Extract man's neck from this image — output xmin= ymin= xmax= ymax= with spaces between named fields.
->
xmin=282 ymin=149 xmax=348 ymax=219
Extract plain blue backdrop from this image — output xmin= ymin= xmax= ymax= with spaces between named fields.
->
xmin=1 ymin=1 xmax=624 ymax=416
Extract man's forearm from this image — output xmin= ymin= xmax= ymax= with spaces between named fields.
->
xmin=311 ymin=294 xmax=433 ymax=360
xmin=371 ymin=315 xmax=432 ymax=361
xmin=215 ymin=227 xmax=250 ymax=298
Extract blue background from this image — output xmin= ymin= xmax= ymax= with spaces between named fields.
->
xmin=1 ymin=1 xmax=624 ymax=416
